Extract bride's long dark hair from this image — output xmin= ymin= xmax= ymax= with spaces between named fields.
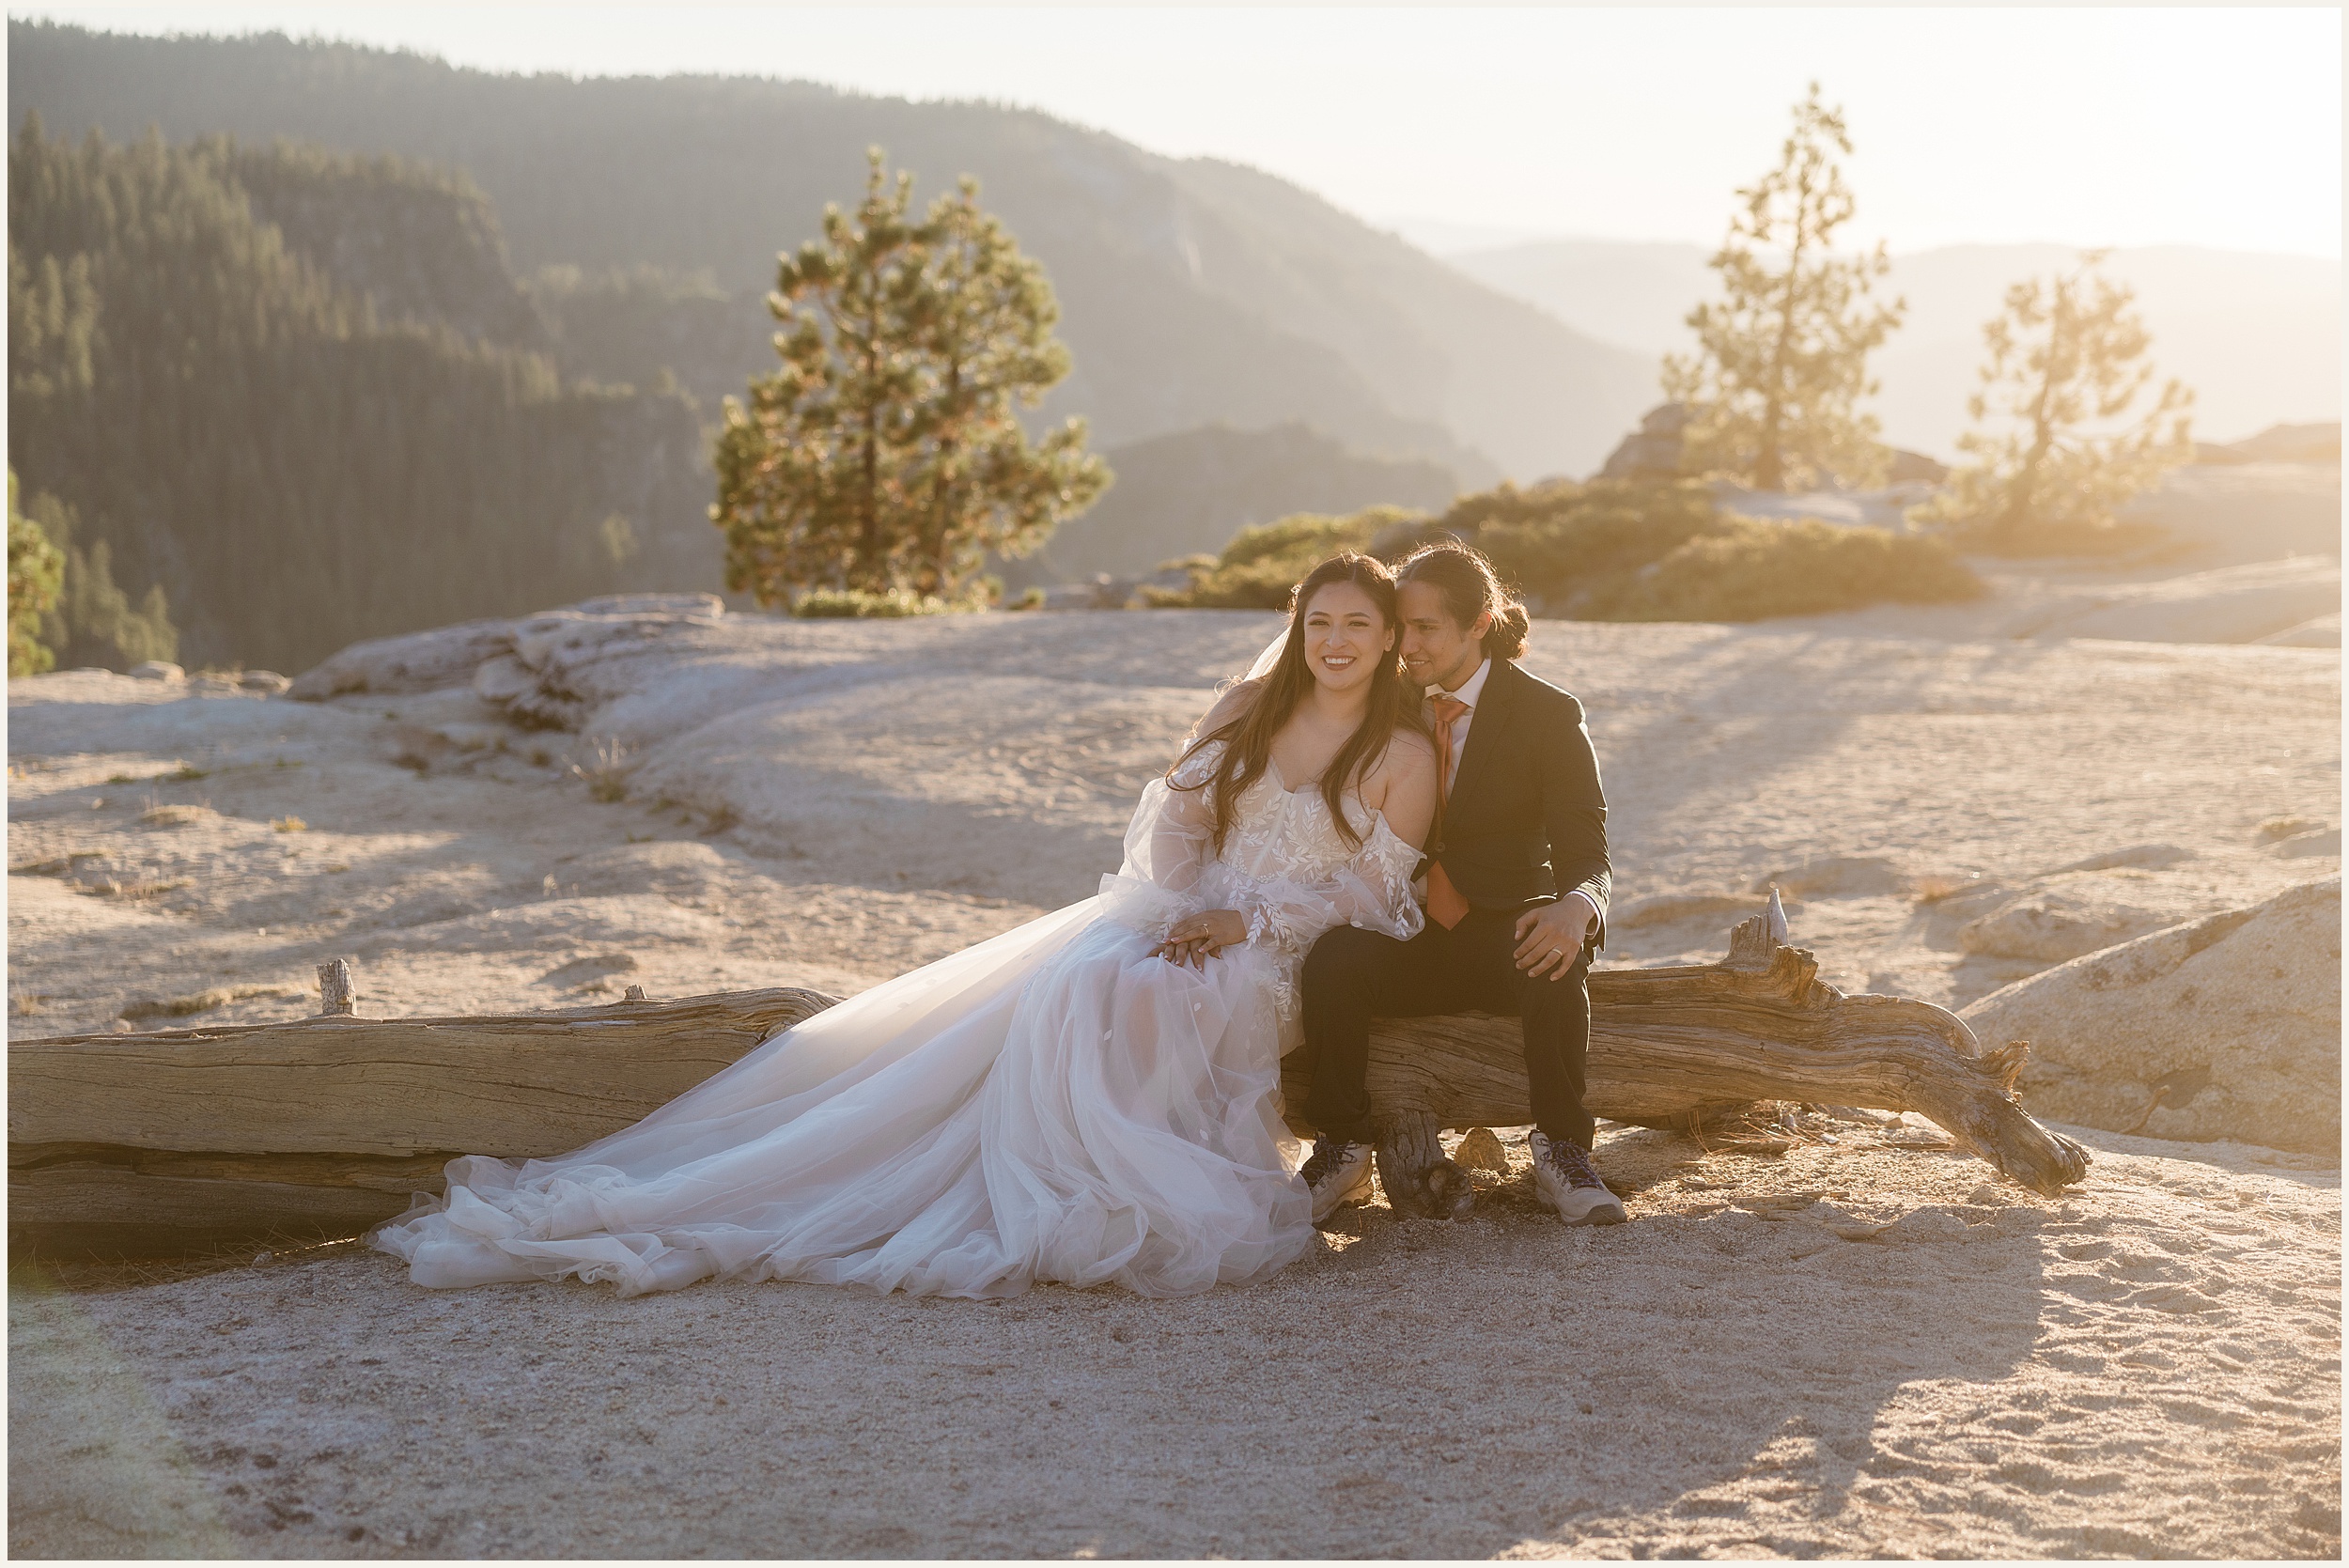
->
xmin=1171 ymin=552 xmax=1423 ymax=853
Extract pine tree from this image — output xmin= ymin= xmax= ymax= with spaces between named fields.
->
xmin=17 ymin=484 xmax=178 ymax=671
xmin=8 ymin=471 xmax=64 ymax=675
xmin=1664 ymin=84 xmax=1905 ymax=491
xmin=900 ymin=179 xmax=1110 ymax=596
xmin=1908 ymin=252 xmax=2193 ymax=552
xmin=713 ymin=151 xmax=1108 ymax=608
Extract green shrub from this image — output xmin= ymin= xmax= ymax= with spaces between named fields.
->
xmin=1142 ymin=560 xmax=1294 ymax=610
xmin=1467 ymin=480 xmax=1719 ymax=613
xmin=1145 ymin=479 xmax=1979 ymax=625
xmin=1918 ymin=510 xmax=2166 ymax=560
xmin=1601 ymin=517 xmax=1983 ymax=621
xmin=1435 ymin=481 xmax=1979 ymax=622
xmin=792 ymin=586 xmax=957 ymax=618
xmin=1144 ymin=507 xmax=1409 ymax=609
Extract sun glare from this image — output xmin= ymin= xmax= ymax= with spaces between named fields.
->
xmin=12 ymin=3 xmax=2341 ymax=256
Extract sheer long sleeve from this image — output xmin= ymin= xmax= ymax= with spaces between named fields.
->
xmin=1098 ymin=740 xmax=1427 ymax=957
xmin=1228 ymin=818 xmax=1424 ymax=956
xmin=1097 ymin=743 xmax=1221 ymax=941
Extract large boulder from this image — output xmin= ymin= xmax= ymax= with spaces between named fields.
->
xmin=1960 ymin=878 xmax=2341 ymax=1153
xmin=1955 ymin=884 xmax=2173 ymax=964
xmin=288 ymin=594 xmax=725 ymax=705
xmin=288 ymin=616 xmax=523 ymax=699
xmin=1596 ymin=402 xmax=1691 ymax=481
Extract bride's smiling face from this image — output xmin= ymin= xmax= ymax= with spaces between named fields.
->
xmin=1299 ymin=581 xmax=1394 ymax=696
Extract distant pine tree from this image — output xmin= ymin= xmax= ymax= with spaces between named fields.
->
xmin=15 ymin=483 xmax=178 ymax=671
xmin=1909 ymin=252 xmax=2194 ymax=553
xmin=1664 ymin=84 xmax=1905 ymax=491
xmin=712 ymin=151 xmax=1108 ymax=608
xmin=8 ymin=471 xmax=65 ymax=675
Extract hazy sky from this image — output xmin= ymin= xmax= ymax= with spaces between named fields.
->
xmin=15 ymin=4 xmax=2343 ymax=257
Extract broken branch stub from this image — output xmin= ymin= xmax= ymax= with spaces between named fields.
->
xmin=316 ymin=958 xmax=356 ymax=1017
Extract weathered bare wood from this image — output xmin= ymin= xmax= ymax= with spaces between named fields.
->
xmin=10 ymin=917 xmax=2086 ymax=1258
xmin=316 ymin=957 xmax=356 ymax=1017
xmin=9 ymin=988 xmax=834 ymax=1157
xmin=1281 ymin=913 xmax=2092 ymax=1210
xmin=9 ymin=988 xmax=833 ymax=1256
xmin=1374 ymin=1111 xmax=1475 ymax=1221
xmin=10 ymin=1151 xmax=451 ymax=1259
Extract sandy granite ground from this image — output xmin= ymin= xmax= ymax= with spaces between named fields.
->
xmin=7 ymin=595 xmax=2341 ymax=1558
xmin=8 ymin=1128 xmax=2340 ymax=1560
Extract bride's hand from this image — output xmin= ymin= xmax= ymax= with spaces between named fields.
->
xmin=1156 ymin=909 xmax=1248 ymax=968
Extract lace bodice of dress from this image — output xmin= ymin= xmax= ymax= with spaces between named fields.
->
xmin=1098 ymin=739 xmax=1424 ymax=978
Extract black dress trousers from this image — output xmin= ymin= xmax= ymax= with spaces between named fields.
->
xmin=1299 ymin=905 xmax=1595 ymax=1149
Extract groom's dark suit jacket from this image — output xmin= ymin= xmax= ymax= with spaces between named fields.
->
xmin=1427 ymin=657 xmax=1612 ymax=945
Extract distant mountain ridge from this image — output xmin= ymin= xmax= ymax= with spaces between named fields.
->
xmin=1449 ymin=236 xmax=2341 ymax=459
xmin=8 ymin=20 xmax=1658 ymax=479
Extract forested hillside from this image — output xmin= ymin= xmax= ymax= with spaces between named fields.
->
xmin=7 ymin=121 xmax=709 ymax=672
xmin=9 ymin=20 xmax=1657 ymax=480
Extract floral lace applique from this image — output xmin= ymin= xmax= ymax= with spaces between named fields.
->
xmin=1099 ymin=739 xmax=1424 ymax=1025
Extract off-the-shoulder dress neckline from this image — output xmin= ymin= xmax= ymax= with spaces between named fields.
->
xmin=1258 ymin=754 xmax=1415 ymax=855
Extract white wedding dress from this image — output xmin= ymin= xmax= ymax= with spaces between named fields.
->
xmin=372 ymin=740 xmax=1423 ymax=1298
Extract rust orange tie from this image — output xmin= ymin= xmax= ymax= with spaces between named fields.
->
xmin=1426 ymin=695 xmax=1471 ymax=929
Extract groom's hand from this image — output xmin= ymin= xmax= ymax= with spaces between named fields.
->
xmin=1514 ymin=894 xmax=1595 ymax=981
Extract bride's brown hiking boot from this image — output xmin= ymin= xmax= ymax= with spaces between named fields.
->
xmin=1300 ymin=1137 xmax=1375 ymax=1222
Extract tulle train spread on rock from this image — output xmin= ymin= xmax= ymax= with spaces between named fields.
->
xmin=373 ymin=745 xmax=1423 ymax=1297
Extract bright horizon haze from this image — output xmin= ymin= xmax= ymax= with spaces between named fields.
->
xmin=10 ymin=3 xmax=2342 ymax=261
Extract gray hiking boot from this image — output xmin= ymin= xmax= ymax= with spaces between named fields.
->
xmin=1531 ymin=1130 xmax=1628 ymax=1226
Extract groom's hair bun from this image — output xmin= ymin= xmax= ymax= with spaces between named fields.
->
xmin=1396 ymin=541 xmax=1530 ymax=660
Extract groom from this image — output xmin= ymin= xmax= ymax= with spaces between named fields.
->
xmin=1297 ymin=540 xmax=1626 ymax=1226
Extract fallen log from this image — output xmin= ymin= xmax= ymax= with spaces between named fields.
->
xmin=8 ymin=916 xmax=2087 ymax=1258
xmin=1283 ymin=912 xmax=2092 ymax=1217
xmin=8 ymin=987 xmax=834 ymax=1259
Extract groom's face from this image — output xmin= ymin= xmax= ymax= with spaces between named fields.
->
xmin=1398 ymin=582 xmax=1488 ymax=693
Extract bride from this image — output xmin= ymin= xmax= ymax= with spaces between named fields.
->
xmin=374 ymin=552 xmax=1439 ymax=1299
